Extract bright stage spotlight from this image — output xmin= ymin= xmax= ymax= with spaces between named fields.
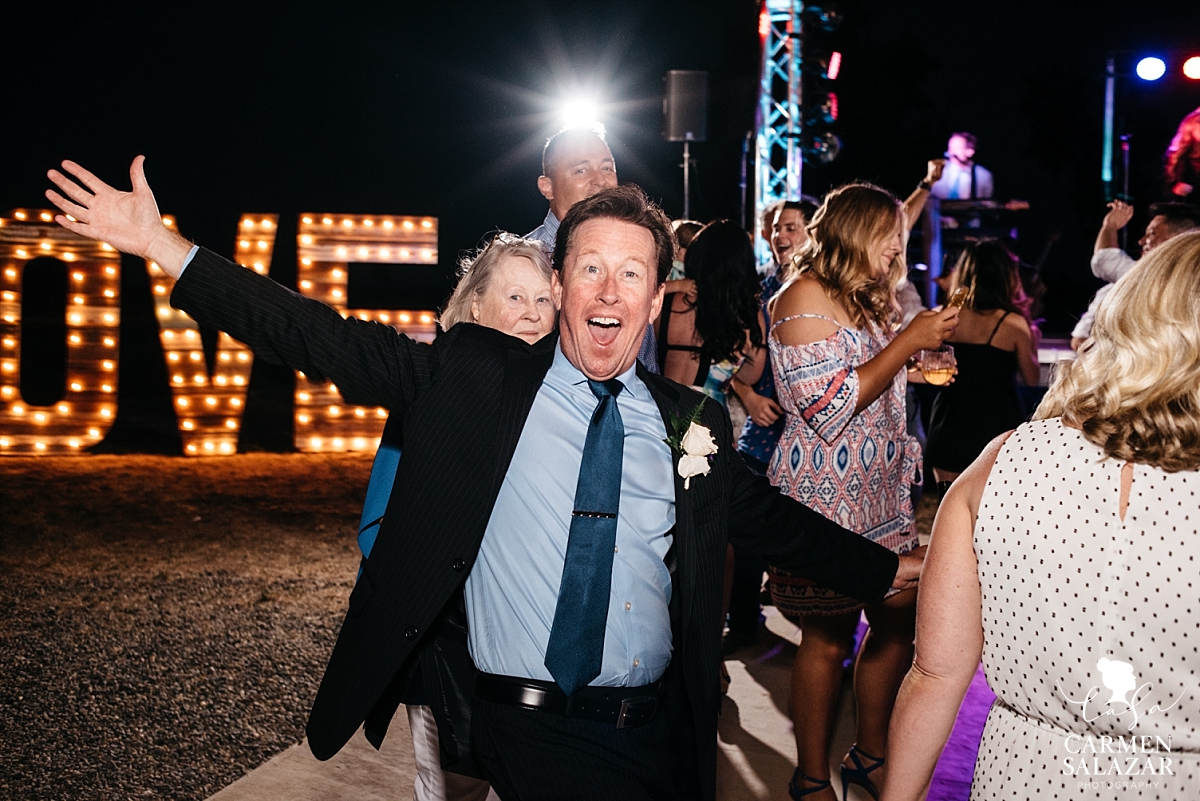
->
xmin=1184 ymin=56 xmax=1200 ymax=80
xmin=561 ymin=99 xmax=600 ymax=130
xmin=1136 ymin=57 xmax=1166 ymax=81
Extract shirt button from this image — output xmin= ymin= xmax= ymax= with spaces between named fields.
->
xmin=614 ymin=545 xmax=619 ymax=554
xmin=633 ymin=659 xmax=640 ymax=667
xmin=451 ymin=558 xmax=466 ymax=571
xmin=404 ymin=626 xmax=419 ymax=640
xmin=625 ymin=602 xmax=631 ymax=611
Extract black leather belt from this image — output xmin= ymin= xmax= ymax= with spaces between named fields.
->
xmin=475 ymin=673 xmax=663 ymax=729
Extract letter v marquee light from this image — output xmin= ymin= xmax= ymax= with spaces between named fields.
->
xmin=146 ymin=214 xmax=276 ymax=455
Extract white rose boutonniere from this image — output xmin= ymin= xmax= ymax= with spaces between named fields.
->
xmin=665 ymin=401 xmax=718 ymax=489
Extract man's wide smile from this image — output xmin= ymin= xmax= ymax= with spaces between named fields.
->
xmin=587 ymin=316 xmax=622 ymax=346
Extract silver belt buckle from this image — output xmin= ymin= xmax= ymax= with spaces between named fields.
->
xmin=615 ymin=695 xmax=652 ymax=729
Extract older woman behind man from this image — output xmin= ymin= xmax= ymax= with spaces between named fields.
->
xmin=361 ymin=234 xmax=555 ymax=801
xmin=439 ymin=234 xmax=556 ymax=340
xmin=883 ymin=232 xmax=1200 ymax=801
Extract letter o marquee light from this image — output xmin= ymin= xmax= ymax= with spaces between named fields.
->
xmin=0 ymin=211 xmax=121 ymax=453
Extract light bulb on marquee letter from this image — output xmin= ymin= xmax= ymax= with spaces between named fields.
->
xmin=146 ymin=214 xmax=276 ymax=456
xmin=294 ymin=213 xmax=437 ymax=453
xmin=0 ymin=211 xmax=120 ymax=455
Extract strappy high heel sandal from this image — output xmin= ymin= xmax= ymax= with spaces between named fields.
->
xmin=788 ymin=766 xmax=831 ymax=799
xmin=840 ymin=743 xmax=885 ymax=801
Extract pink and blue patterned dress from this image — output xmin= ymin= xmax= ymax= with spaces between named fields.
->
xmin=767 ymin=313 xmax=921 ymax=617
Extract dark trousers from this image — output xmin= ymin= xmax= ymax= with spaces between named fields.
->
xmin=726 ymin=451 xmax=769 ymax=634
xmin=471 ymin=696 xmax=675 ymax=800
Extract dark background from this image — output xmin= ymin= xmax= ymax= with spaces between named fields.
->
xmin=3 ymin=1 xmax=1199 ymax=451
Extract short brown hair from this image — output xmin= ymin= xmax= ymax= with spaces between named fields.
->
xmin=553 ymin=184 xmax=674 ymax=285
xmin=542 ymin=125 xmax=609 ymax=177
xmin=1147 ymin=201 xmax=1200 ymax=235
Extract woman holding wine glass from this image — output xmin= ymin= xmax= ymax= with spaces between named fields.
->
xmin=924 ymin=240 xmax=1040 ymax=489
xmin=766 ymin=183 xmax=958 ymax=800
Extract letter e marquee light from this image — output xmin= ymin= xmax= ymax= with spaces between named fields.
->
xmin=294 ymin=213 xmax=438 ymax=453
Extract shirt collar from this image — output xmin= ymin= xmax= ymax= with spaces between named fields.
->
xmin=543 ymin=209 xmax=560 ymax=237
xmin=549 ymin=342 xmax=648 ymax=402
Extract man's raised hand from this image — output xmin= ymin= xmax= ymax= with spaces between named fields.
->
xmin=46 ymin=156 xmax=192 ymax=278
xmin=1102 ymin=199 xmax=1134 ymax=232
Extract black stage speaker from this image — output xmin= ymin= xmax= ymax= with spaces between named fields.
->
xmin=663 ymin=70 xmax=708 ymax=142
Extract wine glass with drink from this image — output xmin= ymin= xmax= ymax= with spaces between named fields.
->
xmin=918 ymin=344 xmax=956 ymax=386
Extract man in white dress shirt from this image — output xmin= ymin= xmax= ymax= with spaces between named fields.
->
xmin=1070 ymin=200 xmax=1200 ymax=350
xmin=929 ymin=131 xmax=993 ymax=201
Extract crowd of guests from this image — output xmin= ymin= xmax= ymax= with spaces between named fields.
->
xmin=417 ymin=122 xmax=1200 ymax=801
xmin=43 ymin=115 xmax=1198 ymax=801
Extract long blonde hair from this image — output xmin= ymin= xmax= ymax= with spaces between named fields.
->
xmin=1034 ymin=231 xmax=1200 ymax=471
xmin=783 ymin=183 xmax=905 ymax=329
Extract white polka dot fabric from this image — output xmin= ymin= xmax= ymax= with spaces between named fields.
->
xmin=969 ymin=419 xmax=1199 ymax=799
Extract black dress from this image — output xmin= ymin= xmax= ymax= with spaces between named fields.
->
xmin=925 ymin=313 xmax=1028 ymax=473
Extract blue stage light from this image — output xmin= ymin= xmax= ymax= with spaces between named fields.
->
xmin=1136 ymin=57 xmax=1166 ymax=81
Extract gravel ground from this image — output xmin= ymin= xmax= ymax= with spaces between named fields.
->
xmin=0 ymin=454 xmax=372 ymax=801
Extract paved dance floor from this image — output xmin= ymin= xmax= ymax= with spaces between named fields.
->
xmin=208 ymin=606 xmax=990 ymax=801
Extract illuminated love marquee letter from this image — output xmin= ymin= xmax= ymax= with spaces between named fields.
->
xmin=294 ymin=213 xmax=438 ymax=453
xmin=0 ymin=210 xmax=121 ymax=454
xmin=147 ymin=214 xmax=275 ymax=455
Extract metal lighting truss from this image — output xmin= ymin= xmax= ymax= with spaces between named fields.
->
xmin=754 ymin=0 xmax=803 ymax=264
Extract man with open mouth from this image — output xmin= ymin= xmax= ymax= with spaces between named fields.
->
xmin=46 ymin=159 xmax=923 ymax=801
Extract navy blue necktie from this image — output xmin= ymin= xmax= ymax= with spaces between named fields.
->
xmin=544 ymin=378 xmax=624 ymax=696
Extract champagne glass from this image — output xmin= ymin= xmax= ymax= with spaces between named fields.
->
xmin=919 ymin=344 xmax=955 ymax=386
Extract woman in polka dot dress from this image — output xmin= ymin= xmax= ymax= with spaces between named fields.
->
xmin=882 ymin=232 xmax=1200 ymax=800
xmin=766 ymin=184 xmax=960 ymax=800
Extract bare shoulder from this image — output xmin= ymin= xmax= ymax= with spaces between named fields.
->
xmin=1002 ymin=312 xmax=1032 ymax=337
xmin=990 ymin=312 xmax=1032 ymax=350
xmin=770 ymin=275 xmax=842 ymax=345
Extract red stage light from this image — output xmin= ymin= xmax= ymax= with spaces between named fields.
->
xmin=827 ymin=51 xmax=842 ymax=80
xmin=759 ymin=8 xmax=770 ymax=38
xmin=1184 ymin=56 xmax=1200 ymax=80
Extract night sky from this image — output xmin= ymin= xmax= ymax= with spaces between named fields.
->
xmin=3 ymin=1 xmax=1199 ymax=449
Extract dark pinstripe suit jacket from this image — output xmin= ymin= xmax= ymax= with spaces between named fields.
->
xmin=172 ymin=247 xmax=899 ymax=800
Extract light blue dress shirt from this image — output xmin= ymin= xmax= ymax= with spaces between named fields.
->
xmin=180 ymin=244 xmax=200 ymax=272
xmin=182 ymin=244 xmax=676 ymax=686
xmin=464 ymin=345 xmax=676 ymax=687
xmin=524 ymin=209 xmax=559 ymax=255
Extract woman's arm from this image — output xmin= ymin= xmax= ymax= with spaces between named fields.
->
xmin=772 ymin=277 xmax=959 ymax=416
xmin=730 ymin=309 xmax=784 ymax=426
xmin=901 ymin=159 xmax=946 ymax=233
xmin=881 ymin=433 xmax=1009 ymax=801
xmin=1011 ymin=316 xmax=1041 ymax=387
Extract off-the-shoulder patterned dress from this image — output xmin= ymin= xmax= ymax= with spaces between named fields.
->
xmin=766 ymin=313 xmax=921 ymax=617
